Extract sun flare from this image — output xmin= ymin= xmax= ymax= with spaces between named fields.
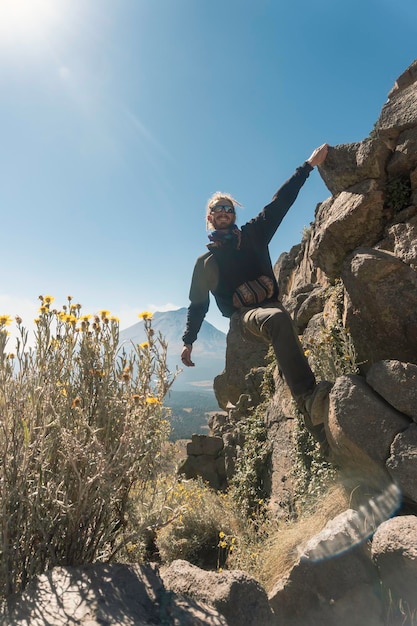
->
xmin=0 ymin=0 xmax=61 ymax=44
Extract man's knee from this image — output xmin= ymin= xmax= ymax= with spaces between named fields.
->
xmin=260 ymin=306 xmax=291 ymax=339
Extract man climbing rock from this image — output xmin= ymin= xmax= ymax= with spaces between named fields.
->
xmin=181 ymin=144 xmax=332 ymax=447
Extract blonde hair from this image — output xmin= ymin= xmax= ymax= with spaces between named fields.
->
xmin=205 ymin=191 xmax=242 ymax=230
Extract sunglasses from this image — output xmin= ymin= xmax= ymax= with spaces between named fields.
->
xmin=210 ymin=204 xmax=235 ymax=214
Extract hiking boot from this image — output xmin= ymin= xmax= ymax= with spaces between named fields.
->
xmin=297 ymin=380 xmax=333 ymax=426
xmin=295 ymin=381 xmax=334 ymax=461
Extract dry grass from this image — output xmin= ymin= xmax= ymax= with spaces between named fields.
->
xmin=259 ymin=483 xmax=349 ymax=591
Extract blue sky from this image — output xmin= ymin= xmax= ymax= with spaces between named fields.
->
xmin=1 ymin=0 xmax=416 ymax=339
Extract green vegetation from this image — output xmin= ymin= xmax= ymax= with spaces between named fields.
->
xmin=385 ymin=174 xmax=412 ymax=212
xmin=229 ymin=403 xmax=271 ymax=517
xmin=165 ymin=390 xmax=219 ymax=440
xmin=156 ymin=478 xmax=240 ymax=569
xmin=301 ymin=279 xmax=359 ymax=382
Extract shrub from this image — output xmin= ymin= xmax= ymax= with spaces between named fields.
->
xmin=0 ymin=297 xmax=175 ymax=597
xmin=229 ymin=403 xmax=271 ymax=519
xmin=155 ymin=478 xmax=241 ymax=570
xmin=302 ymin=279 xmax=359 ymax=382
xmin=385 ymin=175 xmax=411 ymax=212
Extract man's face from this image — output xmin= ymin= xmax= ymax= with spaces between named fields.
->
xmin=208 ymin=198 xmax=236 ymax=230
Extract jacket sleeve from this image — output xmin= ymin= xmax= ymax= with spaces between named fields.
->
xmin=244 ymin=161 xmax=313 ymax=244
xmin=182 ymin=256 xmax=210 ymax=345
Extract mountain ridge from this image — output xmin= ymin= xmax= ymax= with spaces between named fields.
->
xmin=118 ymin=307 xmax=227 ymax=393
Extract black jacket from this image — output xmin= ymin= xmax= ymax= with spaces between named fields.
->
xmin=182 ymin=161 xmax=313 ymax=345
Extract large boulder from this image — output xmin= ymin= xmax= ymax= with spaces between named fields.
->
xmin=318 ymin=140 xmax=390 ymax=196
xmin=388 ymin=59 xmax=417 ymax=97
xmin=366 ymin=360 xmax=417 ymax=422
xmin=274 ymin=243 xmax=303 ymax=297
xmin=161 ymin=559 xmax=276 ymax=626
xmin=213 ymin=314 xmax=268 ymax=409
xmin=377 ymin=206 xmax=417 ymax=270
xmin=268 ymin=509 xmax=384 ymax=626
xmin=310 ymin=191 xmax=386 ymax=280
xmin=386 ymin=424 xmax=417 ymax=502
xmin=342 ymin=247 xmax=417 ymax=369
xmin=325 ymin=375 xmax=410 ymax=469
xmin=386 ymin=127 xmax=417 ymax=177
xmin=375 ymin=60 xmax=417 ymax=142
xmin=371 ymin=515 xmax=417 ymax=611
xmin=1 ymin=563 xmax=228 ymax=626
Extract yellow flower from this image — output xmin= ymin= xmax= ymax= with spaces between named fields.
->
xmin=304 ymin=349 xmax=311 ymax=357
xmin=126 ymin=543 xmax=138 ymax=554
xmin=138 ymin=311 xmax=153 ymax=320
xmin=80 ymin=314 xmax=91 ymax=322
xmin=43 ymin=295 xmax=55 ymax=304
xmin=0 ymin=315 xmax=12 ymax=326
xmin=231 ymin=537 xmax=236 ymax=544
xmin=99 ymin=309 xmax=110 ymax=319
xmin=38 ymin=306 xmax=48 ymax=314
xmin=139 ymin=342 xmax=149 ymax=350
xmin=218 ymin=531 xmax=225 ymax=539
xmin=61 ymin=314 xmax=77 ymax=324
xmin=219 ymin=540 xmax=227 ymax=549
xmin=109 ymin=316 xmax=119 ymax=323
xmin=217 ymin=568 xmax=223 ymax=573
xmin=146 ymin=397 xmax=161 ymax=405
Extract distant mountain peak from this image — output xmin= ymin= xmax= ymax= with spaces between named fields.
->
xmin=119 ymin=308 xmax=226 ymax=392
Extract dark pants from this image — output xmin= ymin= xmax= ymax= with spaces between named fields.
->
xmin=234 ymin=301 xmax=315 ymax=398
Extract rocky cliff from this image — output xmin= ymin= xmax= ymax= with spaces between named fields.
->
xmin=5 ymin=60 xmax=417 ymax=626
xmin=177 ymin=59 xmax=417 ymax=624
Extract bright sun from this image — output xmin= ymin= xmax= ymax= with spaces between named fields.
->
xmin=0 ymin=0 xmax=61 ymax=44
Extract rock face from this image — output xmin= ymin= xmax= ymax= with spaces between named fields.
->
xmin=371 ymin=515 xmax=417 ymax=610
xmin=213 ymin=314 xmax=268 ymax=409
xmin=161 ymin=559 xmax=276 ymax=626
xmin=176 ymin=60 xmax=417 ymax=623
xmin=5 ymin=59 xmax=417 ymax=626
xmin=342 ymin=247 xmax=417 ymax=368
xmin=0 ymin=563 xmax=228 ymax=626
xmin=269 ymin=510 xmax=385 ymax=626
